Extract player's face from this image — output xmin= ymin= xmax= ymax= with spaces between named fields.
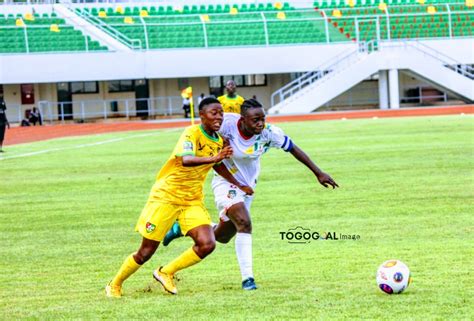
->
xmin=242 ymin=107 xmax=266 ymax=135
xmin=225 ymin=81 xmax=236 ymax=95
xmin=200 ymin=103 xmax=224 ymax=132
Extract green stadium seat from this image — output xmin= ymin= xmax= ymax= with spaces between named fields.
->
xmin=0 ymin=13 xmax=109 ymax=53
xmin=56 ymin=1 xmax=471 ymax=50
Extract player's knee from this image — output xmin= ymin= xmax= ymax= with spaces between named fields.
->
xmin=216 ymin=234 xmax=232 ymax=244
xmin=235 ymin=219 xmax=252 ymax=233
xmin=135 ymin=247 xmax=156 ymax=264
xmin=196 ymin=240 xmax=216 ymax=257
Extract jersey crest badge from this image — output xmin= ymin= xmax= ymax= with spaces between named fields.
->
xmin=146 ymin=222 xmax=156 ymax=233
xmin=183 ymin=141 xmax=193 ymax=152
xmin=227 ymin=190 xmax=237 ymax=199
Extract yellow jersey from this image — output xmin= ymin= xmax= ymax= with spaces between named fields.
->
xmin=148 ymin=124 xmax=223 ymax=206
xmin=218 ymin=94 xmax=245 ymax=114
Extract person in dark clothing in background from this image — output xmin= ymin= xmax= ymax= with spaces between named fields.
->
xmin=29 ymin=107 xmax=42 ymax=126
xmin=0 ymin=96 xmax=10 ymax=152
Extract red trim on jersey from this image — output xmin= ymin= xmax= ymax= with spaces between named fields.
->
xmin=237 ymin=119 xmax=253 ymax=140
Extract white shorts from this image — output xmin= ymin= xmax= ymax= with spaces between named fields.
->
xmin=212 ymin=176 xmax=254 ymax=222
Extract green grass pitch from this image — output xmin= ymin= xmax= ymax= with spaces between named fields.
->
xmin=0 ymin=115 xmax=472 ymax=319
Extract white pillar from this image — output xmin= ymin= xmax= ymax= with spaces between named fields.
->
xmin=378 ymin=70 xmax=389 ymax=110
xmin=388 ymin=68 xmax=400 ymax=109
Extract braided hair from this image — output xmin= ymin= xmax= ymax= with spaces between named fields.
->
xmin=240 ymin=98 xmax=263 ymax=116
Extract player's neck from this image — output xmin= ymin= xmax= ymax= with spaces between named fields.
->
xmin=237 ymin=119 xmax=254 ymax=140
xmin=200 ymin=124 xmax=218 ymax=139
xmin=227 ymin=93 xmax=236 ymax=98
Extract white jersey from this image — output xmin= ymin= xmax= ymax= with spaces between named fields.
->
xmin=214 ymin=113 xmax=293 ymax=188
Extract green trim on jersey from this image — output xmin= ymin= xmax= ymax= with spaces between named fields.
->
xmin=224 ymin=94 xmax=240 ymax=100
xmin=199 ymin=124 xmax=220 ymax=142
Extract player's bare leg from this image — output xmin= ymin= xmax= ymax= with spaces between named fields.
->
xmin=186 ymin=225 xmax=216 ymax=258
xmin=134 ymin=237 xmax=160 ymax=264
xmin=214 ymin=219 xmax=237 ymax=243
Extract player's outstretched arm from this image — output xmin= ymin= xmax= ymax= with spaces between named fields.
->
xmin=181 ymin=146 xmax=233 ymax=167
xmin=213 ymin=162 xmax=254 ymax=195
xmin=289 ymin=144 xmax=339 ymax=189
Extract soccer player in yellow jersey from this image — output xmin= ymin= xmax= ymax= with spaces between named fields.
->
xmin=106 ymin=97 xmax=234 ymax=297
xmin=218 ymin=80 xmax=245 ymax=114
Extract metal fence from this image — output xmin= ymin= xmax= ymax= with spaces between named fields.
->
xmin=9 ymin=95 xmax=188 ymax=124
xmin=6 ymin=89 xmax=455 ymax=124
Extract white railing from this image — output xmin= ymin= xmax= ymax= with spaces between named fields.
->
xmin=63 ymin=6 xmax=472 ymax=50
xmin=270 ymin=40 xmax=377 ymax=106
xmin=7 ymin=86 xmax=455 ymax=124
xmin=30 ymin=96 xmax=185 ymax=124
xmin=75 ymin=8 xmax=142 ymax=49
xmin=380 ymin=40 xmax=474 ymax=79
xmin=1 ymin=4 xmax=471 ymax=52
xmin=407 ymin=41 xmax=474 ymax=79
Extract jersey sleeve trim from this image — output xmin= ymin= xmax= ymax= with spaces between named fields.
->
xmin=281 ymin=136 xmax=294 ymax=152
xmin=176 ymin=152 xmax=195 ymax=157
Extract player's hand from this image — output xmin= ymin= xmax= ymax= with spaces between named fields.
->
xmin=6 ymin=123 xmax=10 ymax=129
xmin=223 ymin=137 xmax=230 ymax=148
xmin=238 ymin=185 xmax=254 ymax=196
xmin=317 ymin=172 xmax=339 ymax=189
xmin=215 ymin=146 xmax=233 ymax=162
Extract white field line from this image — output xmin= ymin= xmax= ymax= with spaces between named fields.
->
xmin=0 ymin=130 xmax=176 ymax=161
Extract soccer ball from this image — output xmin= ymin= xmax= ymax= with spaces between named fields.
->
xmin=376 ymin=260 xmax=412 ymax=294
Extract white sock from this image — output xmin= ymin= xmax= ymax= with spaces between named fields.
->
xmin=235 ymin=233 xmax=253 ymax=281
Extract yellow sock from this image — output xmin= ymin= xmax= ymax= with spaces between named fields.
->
xmin=110 ymin=254 xmax=141 ymax=286
xmin=161 ymin=247 xmax=202 ymax=275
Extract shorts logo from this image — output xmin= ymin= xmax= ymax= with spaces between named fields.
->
xmin=227 ymin=190 xmax=237 ymax=199
xmin=146 ymin=222 xmax=156 ymax=233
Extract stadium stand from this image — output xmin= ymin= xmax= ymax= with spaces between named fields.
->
xmin=314 ymin=0 xmax=469 ymax=9
xmin=2 ymin=1 xmax=469 ymax=52
xmin=73 ymin=1 xmax=472 ymax=49
xmin=318 ymin=2 xmax=473 ymax=41
xmin=0 ymin=12 xmax=108 ymax=53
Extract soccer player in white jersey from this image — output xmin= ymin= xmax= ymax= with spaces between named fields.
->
xmin=164 ymin=98 xmax=338 ymax=290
